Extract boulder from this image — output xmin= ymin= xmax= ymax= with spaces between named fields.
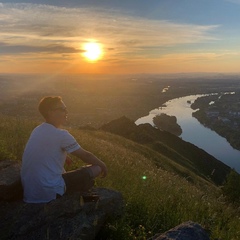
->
xmin=149 ymin=221 xmax=210 ymax=240
xmin=0 ymin=159 xmax=23 ymax=201
xmin=0 ymin=187 xmax=124 ymax=240
xmin=0 ymin=160 xmax=124 ymax=239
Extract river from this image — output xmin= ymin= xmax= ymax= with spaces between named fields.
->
xmin=135 ymin=94 xmax=240 ymax=173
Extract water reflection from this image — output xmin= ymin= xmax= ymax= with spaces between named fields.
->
xmin=136 ymin=94 xmax=240 ymax=173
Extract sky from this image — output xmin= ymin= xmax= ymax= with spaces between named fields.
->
xmin=1 ymin=0 xmax=240 ymax=75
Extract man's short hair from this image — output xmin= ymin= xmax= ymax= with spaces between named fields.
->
xmin=38 ymin=96 xmax=62 ymax=119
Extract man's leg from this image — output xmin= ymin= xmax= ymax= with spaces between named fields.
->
xmin=88 ymin=165 xmax=102 ymax=178
xmin=62 ymin=165 xmax=102 ymax=195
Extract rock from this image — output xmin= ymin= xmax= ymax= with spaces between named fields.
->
xmin=0 ymin=187 xmax=124 ymax=240
xmin=149 ymin=221 xmax=210 ymax=240
xmin=0 ymin=159 xmax=23 ymax=201
xmin=0 ymin=160 xmax=124 ymax=239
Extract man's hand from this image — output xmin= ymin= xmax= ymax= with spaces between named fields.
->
xmin=99 ymin=162 xmax=108 ymax=178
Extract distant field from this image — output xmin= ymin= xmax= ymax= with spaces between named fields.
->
xmin=1 ymin=74 xmax=240 ymax=128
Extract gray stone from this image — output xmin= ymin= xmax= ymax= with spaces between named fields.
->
xmin=0 ymin=187 xmax=124 ymax=240
xmin=149 ymin=221 xmax=210 ymax=240
xmin=0 ymin=159 xmax=23 ymax=201
xmin=0 ymin=160 xmax=124 ymax=239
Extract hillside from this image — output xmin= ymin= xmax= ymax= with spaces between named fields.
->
xmin=100 ymin=116 xmax=231 ymax=186
xmin=0 ymin=115 xmax=239 ymax=239
xmin=72 ymin=122 xmax=239 ymax=240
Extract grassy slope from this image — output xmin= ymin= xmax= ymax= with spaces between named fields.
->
xmin=100 ymin=116 xmax=231 ymax=186
xmin=73 ymin=129 xmax=239 ymax=240
xmin=0 ymin=116 xmax=240 ymax=239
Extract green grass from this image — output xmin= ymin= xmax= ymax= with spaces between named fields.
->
xmin=73 ymin=129 xmax=240 ymax=240
xmin=0 ymin=115 xmax=38 ymax=160
xmin=0 ymin=116 xmax=240 ymax=239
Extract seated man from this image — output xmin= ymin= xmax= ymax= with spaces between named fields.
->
xmin=21 ymin=96 xmax=107 ymax=203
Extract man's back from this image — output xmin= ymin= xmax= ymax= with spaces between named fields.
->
xmin=21 ymin=96 xmax=106 ymax=203
xmin=21 ymin=123 xmax=79 ymax=203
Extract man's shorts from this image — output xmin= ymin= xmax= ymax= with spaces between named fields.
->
xmin=62 ymin=167 xmax=94 ymax=194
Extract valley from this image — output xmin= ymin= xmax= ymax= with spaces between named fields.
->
xmin=1 ymin=73 xmax=240 ymax=128
xmin=1 ymin=73 xmax=240 ymax=239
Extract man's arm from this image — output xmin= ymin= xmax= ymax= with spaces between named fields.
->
xmin=70 ymin=148 xmax=107 ymax=177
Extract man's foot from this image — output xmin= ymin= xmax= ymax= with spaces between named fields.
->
xmin=81 ymin=194 xmax=100 ymax=202
xmin=79 ymin=189 xmax=100 ymax=203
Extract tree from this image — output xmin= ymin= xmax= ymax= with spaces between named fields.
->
xmin=222 ymin=170 xmax=240 ymax=203
xmin=153 ymin=113 xmax=182 ymax=136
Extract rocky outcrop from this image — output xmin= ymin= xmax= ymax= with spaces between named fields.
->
xmin=149 ymin=221 xmax=210 ymax=240
xmin=0 ymin=160 xmax=124 ymax=240
xmin=0 ymin=188 xmax=124 ymax=240
xmin=0 ymin=159 xmax=212 ymax=240
xmin=0 ymin=159 xmax=23 ymax=201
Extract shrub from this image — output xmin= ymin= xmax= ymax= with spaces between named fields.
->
xmin=222 ymin=170 xmax=240 ymax=203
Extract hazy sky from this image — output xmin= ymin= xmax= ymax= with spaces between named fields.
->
xmin=1 ymin=0 xmax=240 ymax=74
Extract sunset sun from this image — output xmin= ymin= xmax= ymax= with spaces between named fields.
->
xmin=83 ymin=42 xmax=102 ymax=61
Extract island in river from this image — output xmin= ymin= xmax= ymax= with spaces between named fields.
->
xmin=153 ymin=113 xmax=182 ymax=136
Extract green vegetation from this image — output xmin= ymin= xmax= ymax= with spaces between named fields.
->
xmin=0 ymin=115 xmax=38 ymax=160
xmin=192 ymin=93 xmax=240 ymax=151
xmin=153 ymin=113 xmax=182 ymax=136
xmin=100 ymin=116 xmax=231 ymax=186
xmin=1 ymin=115 xmax=240 ymax=239
xmin=222 ymin=170 xmax=240 ymax=203
xmin=2 ymin=75 xmax=239 ymax=129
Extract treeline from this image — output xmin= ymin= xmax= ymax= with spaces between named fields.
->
xmin=192 ymin=109 xmax=240 ymax=151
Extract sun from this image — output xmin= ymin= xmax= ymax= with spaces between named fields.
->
xmin=83 ymin=42 xmax=102 ymax=61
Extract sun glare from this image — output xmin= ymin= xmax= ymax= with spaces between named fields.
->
xmin=83 ymin=42 xmax=102 ymax=61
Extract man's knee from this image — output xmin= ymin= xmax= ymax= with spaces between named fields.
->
xmin=85 ymin=165 xmax=102 ymax=178
xmin=62 ymin=167 xmax=95 ymax=194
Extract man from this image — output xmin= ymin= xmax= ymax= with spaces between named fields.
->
xmin=21 ymin=96 xmax=107 ymax=203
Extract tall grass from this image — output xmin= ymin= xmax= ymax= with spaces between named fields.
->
xmin=73 ymin=130 xmax=240 ymax=240
xmin=0 ymin=115 xmax=38 ymax=160
xmin=0 ymin=116 xmax=239 ymax=239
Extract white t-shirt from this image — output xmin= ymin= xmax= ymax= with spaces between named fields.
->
xmin=21 ymin=123 xmax=80 ymax=203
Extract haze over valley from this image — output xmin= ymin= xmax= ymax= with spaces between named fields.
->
xmin=1 ymin=73 xmax=240 ymax=128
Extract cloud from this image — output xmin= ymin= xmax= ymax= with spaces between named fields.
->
xmin=0 ymin=3 xmax=219 ymax=59
xmin=226 ymin=0 xmax=240 ymax=4
xmin=157 ymin=51 xmax=240 ymax=64
xmin=0 ymin=42 xmax=80 ymax=54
